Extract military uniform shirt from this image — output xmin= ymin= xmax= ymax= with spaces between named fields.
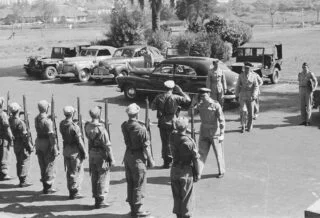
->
xmin=84 ymin=122 xmax=111 ymax=152
xmin=206 ymin=67 xmax=226 ymax=93
xmin=34 ymin=113 xmax=54 ymax=151
xmin=235 ymin=71 xmax=259 ymax=100
xmin=60 ymin=120 xmax=82 ymax=157
xmin=0 ymin=110 xmax=10 ymax=138
xmin=298 ymin=71 xmax=317 ymax=88
xmin=121 ymin=119 xmax=150 ymax=151
xmin=9 ymin=117 xmax=27 ymax=153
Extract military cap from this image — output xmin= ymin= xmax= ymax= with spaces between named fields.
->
xmin=302 ymin=62 xmax=308 ymax=67
xmin=9 ymin=102 xmax=21 ymax=112
xmin=212 ymin=59 xmax=218 ymax=64
xmin=89 ymin=106 xmax=101 ymax=119
xmin=0 ymin=97 xmax=4 ymax=107
xmin=164 ymin=80 xmax=175 ymax=89
xmin=198 ymin=87 xmax=211 ymax=94
xmin=244 ymin=62 xmax=253 ymax=67
xmin=175 ymin=116 xmax=189 ymax=131
xmin=63 ymin=106 xmax=75 ymax=116
xmin=126 ymin=103 xmax=140 ymax=115
xmin=38 ymin=100 xmax=50 ymax=111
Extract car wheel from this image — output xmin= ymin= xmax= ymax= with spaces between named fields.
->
xmin=124 ymin=84 xmax=137 ymax=100
xmin=78 ymin=69 xmax=90 ymax=82
xmin=270 ymin=68 xmax=280 ymax=84
xmin=60 ymin=77 xmax=70 ymax=82
xmin=43 ymin=66 xmax=57 ymax=80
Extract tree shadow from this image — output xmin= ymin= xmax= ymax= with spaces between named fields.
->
xmin=0 ymin=66 xmax=27 ymax=78
xmin=51 ymin=213 xmax=131 ymax=218
xmin=0 ymin=190 xmax=67 ymax=204
xmin=259 ymin=91 xmax=299 ymax=113
xmin=0 ymin=183 xmax=19 ymax=189
xmin=110 ymin=178 xmax=126 ymax=185
xmin=147 ymin=176 xmax=170 ymax=186
xmin=200 ymin=173 xmax=220 ymax=180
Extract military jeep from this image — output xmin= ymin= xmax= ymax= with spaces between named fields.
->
xmin=231 ymin=42 xmax=283 ymax=84
xmin=24 ymin=44 xmax=89 ymax=80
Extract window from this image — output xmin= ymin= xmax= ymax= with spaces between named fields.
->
xmin=257 ymin=48 xmax=264 ymax=56
xmin=153 ymin=64 xmax=174 ymax=75
xmin=80 ymin=50 xmax=87 ymax=56
xmin=97 ymin=49 xmax=111 ymax=56
xmin=85 ymin=49 xmax=97 ymax=56
xmin=175 ymin=64 xmax=197 ymax=76
xmin=122 ymin=49 xmax=134 ymax=58
xmin=244 ymin=49 xmax=252 ymax=56
xmin=64 ymin=48 xmax=76 ymax=57
xmin=113 ymin=49 xmax=123 ymax=57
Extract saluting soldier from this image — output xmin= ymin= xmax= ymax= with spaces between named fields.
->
xmin=84 ymin=106 xmax=115 ymax=209
xmin=121 ymin=103 xmax=155 ymax=217
xmin=60 ymin=106 xmax=87 ymax=199
xmin=35 ymin=100 xmax=59 ymax=194
xmin=170 ymin=117 xmax=201 ymax=218
xmin=235 ymin=62 xmax=259 ymax=133
xmin=298 ymin=62 xmax=318 ymax=126
xmin=151 ymin=80 xmax=191 ymax=168
xmin=206 ymin=60 xmax=227 ymax=108
xmin=0 ymin=97 xmax=14 ymax=181
xmin=195 ymin=88 xmax=225 ymax=178
xmin=9 ymin=102 xmax=33 ymax=187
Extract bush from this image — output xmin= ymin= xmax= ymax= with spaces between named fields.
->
xmin=160 ymin=4 xmax=176 ymax=21
xmin=146 ymin=29 xmax=173 ymax=53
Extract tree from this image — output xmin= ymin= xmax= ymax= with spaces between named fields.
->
xmin=253 ymin=0 xmax=278 ymax=28
xmin=32 ymin=0 xmax=58 ymax=23
xmin=312 ymin=0 xmax=320 ymax=22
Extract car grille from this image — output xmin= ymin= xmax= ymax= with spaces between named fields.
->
xmin=93 ymin=67 xmax=109 ymax=75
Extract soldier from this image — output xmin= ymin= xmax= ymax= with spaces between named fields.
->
xmin=151 ymin=80 xmax=191 ymax=168
xmin=8 ymin=102 xmax=33 ymax=187
xmin=298 ymin=62 xmax=318 ymax=126
xmin=170 ymin=117 xmax=201 ymax=218
xmin=84 ymin=106 xmax=115 ymax=209
xmin=195 ymin=88 xmax=225 ymax=178
xmin=206 ymin=60 xmax=227 ymax=108
xmin=35 ymin=100 xmax=59 ymax=193
xmin=253 ymin=74 xmax=263 ymax=120
xmin=59 ymin=106 xmax=87 ymax=199
xmin=121 ymin=103 xmax=155 ymax=217
xmin=235 ymin=62 xmax=259 ymax=133
xmin=0 ymin=97 xmax=14 ymax=181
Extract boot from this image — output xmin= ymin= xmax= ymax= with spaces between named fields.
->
xmin=94 ymin=197 xmax=110 ymax=209
xmin=129 ymin=203 xmax=134 ymax=216
xmin=43 ymin=183 xmax=57 ymax=194
xmin=133 ymin=204 xmax=151 ymax=217
xmin=19 ymin=177 xmax=32 ymax=188
xmin=69 ymin=190 xmax=81 ymax=199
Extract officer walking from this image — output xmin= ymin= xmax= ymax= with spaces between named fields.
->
xmin=235 ymin=62 xmax=259 ymax=133
xmin=59 ymin=106 xmax=87 ymax=199
xmin=151 ymin=80 xmax=191 ymax=168
xmin=298 ymin=62 xmax=318 ymax=126
xmin=170 ymin=117 xmax=201 ymax=218
xmin=8 ymin=102 xmax=33 ymax=187
xmin=84 ymin=106 xmax=115 ymax=209
xmin=206 ymin=60 xmax=227 ymax=108
xmin=0 ymin=97 xmax=13 ymax=181
xmin=35 ymin=100 xmax=59 ymax=193
xmin=195 ymin=88 xmax=225 ymax=178
xmin=121 ymin=103 xmax=155 ymax=217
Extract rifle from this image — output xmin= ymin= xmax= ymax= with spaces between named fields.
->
xmin=6 ymin=91 xmax=10 ymax=116
xmin=190 ymin=106 xmax=196 ymax=143
xmin=77 ymin=97 xmax=85 ymax=160
xmin=23 ymin=95 xmax=34 ymax=153
xmin=51 ymin=95 xmax=59 ymax=156
xmin=145 ymin=97 xmax=154 ymax=158
xmin=104 ymin=99 xmax=111 ymax=140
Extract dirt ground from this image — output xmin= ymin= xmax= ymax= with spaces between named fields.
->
xmin=1 ymin=26 xmax=320 ymax=218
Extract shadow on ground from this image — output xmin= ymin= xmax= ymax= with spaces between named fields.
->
xmin=147 ymin=176 xmax=170 ymax=186
xmin=0 ymin=190 xmax=67 ymax=204
xmin=31 ymin=213 xmax=131 ymax=218
xmin=0 ymin=66 xmax=28 ymax=78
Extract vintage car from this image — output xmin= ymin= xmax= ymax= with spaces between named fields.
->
xmin=90 ymin=45 xmax=164 ymax=83
xmin=231 ymin=42 xmax=282 ymax=84
xmin=24 ymin=44 xmax=89 ymax=80
xmin=58 ymin=46 xmax=116 ymax=82
xmin=116 ymin=57 xmax=239 ymax=102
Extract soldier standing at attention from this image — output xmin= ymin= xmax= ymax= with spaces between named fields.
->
xmin=35 ymin=100 xmax=58 ymax=193
xmin=84 ymin=106 xmax=115 ymax=209
xmin=206 ymin=60 xmax=227 ymax=108
xmin=298 ymin=62 xmax=318 ymax=126
xmin=195 ymin=88 xmax=225 ymax=178
xmin=60 ymin=106 xmax=87 ymax=199
xmin=0 ymin=97 xmax=13 ymax=181
xmin=121 ymin=103 xmax=155 ymax=217
xmin=151 ymin=80 xmax=191 ymax=168
xmin=9 ymin=102 xmax=33 ymax=187
xmin=235 ymin=62 xmax=259 ymax=133
xmin=170 ymin=117 xmax=201 ymax=218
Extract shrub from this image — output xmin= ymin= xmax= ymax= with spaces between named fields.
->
xmin=160 ymin=4 xmax=176 ymax=21
xmin=146 ymin=29 xmax=173 ymax=53
xmin=173 ymin=32 xmax=196 ymax=56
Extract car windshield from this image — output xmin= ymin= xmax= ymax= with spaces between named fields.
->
xmin=113 ymin=48 xmax=134 ymax=58
xmin=51 ymin=47 xmax=64 ymax=58
xmin=80 ymin=49 xmax=97 ymax=56
xmin=238 ymin=48 xmax=264 ymax=56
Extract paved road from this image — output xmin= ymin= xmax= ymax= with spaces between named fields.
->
xmin=0 ymin=65 xmax=320 ymax=218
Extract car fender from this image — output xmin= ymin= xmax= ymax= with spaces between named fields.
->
xmin=113 ymin=64 xmax=128 ymax=74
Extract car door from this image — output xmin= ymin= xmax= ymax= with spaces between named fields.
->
xmin=146 ymin=63 xmax=175 ymax=93
xmin=173 ymin=64 xmax=202 ymax=94
xmin=130 ymin=48 xmax=145 ymax=68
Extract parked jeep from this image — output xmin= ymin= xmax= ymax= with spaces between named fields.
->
xmin=58 ymin=46 xmax=116 ymax=82
xmin=231 ymin=42 xmax=283 ymax=84
xmin=24 ymin=44 xmax=89 ymax=80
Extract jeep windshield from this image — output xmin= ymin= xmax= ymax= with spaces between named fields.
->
xmin=237 ymin=48 xmax=264 ymax=57
xmin=51 ymin=47 xmax=77 ymax=59
xmin=80 ymin=49 xmax=98 ymax=56
xmin=112 ymin=48 xmax=134 ymax=58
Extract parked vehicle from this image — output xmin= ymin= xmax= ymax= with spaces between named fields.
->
xmin=24 ymin=44 xmax=89 ymax=80
xmin=58 ymin=46 xmax=116 ymax=82
xmin=231 ymin=41 xmax=283 ymax=84
xmin=116 ymin=56 xmax=238 ymax=101
xmin=91 ymin=45 xmax=164 ymax=83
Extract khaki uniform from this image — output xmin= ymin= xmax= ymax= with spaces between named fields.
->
xmin=235 ymin=71 xmax=258 ymax=130
xmin=121 ymin=119 xmax=150 ymax=210
xmin=206 ymin=67 xmax=227 ymax=107
xmin=170 ymin=132 xmax=200 ymax=218
xmin=298 ymin=71 xmax=318 ymax=122
xmin=143 ymin=52 xmax=153 ymax=68
xmin=254 ymin=75 xmax=263 ymax=116
xmin=0 ymin=110 xmax=13 ymax=179
xmin=60 ymin=119 xmax=84 ymax=196
xmin=84 ymin=121 xmax=114 ymax=204
xmin=151 ymin=93 xmax=191 ymax=166
xmin=9 ymin=116 xmax=31 ymax=184
xmin=35 ymin=113 xmax=57 ymax=190
xmin=195 ymin=97 xmax=225 ymax=176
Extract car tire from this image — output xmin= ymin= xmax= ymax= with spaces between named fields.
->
xmin=43 ymin=66 xmax=57 ymax=80
xmin=78 ymin=69 xmax=90 ymax=82
xmin=270 ymin=68 xmax=280 ymax=84
xmin=124 ymin=84 xmax=137 ymax=100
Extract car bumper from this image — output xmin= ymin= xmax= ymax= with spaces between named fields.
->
xmin=57 ymin=72 xmax=76 ymax=78
xmin=224 ymin=94 xmax=236 ymax=100
xmin=91 ymin=74 xmax=115 ymax=80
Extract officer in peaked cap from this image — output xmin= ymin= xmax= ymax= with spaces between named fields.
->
xmin=151 ymin=80 xmax=191 ymax=168
xmin=122 ymin=103 xmax=154 ymax=217
xmin=60 ymin=105 xmax=86 ymax=199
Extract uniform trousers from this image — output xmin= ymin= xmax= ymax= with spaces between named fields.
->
xmin=0 ymin=138 xmax=10 ymax=178
xmin=239 ymin=98 xmax=255 ymax=129
xmin=171 ymin=165 xmax=194 ymax=217
xmin=210 ymin=90 xmax=224 ymax=108
xmin=14 ymin=149 xmax=31 ymax=180
xmin=37 ymin=150 xmax=56 ymax=186
xmin=159 ymin=126 xmax=173 ymax=164
xmin=299 ymin=87 xmax=313 ymax=122
xmin=65 ymin=154 xmax=83 ymax=194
